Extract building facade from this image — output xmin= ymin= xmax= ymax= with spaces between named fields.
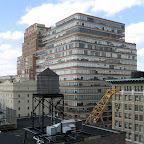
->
xmin=0 ymin=78 xmax=37 ymax=118
xmin=17 ymin=13 xmax=137 ymax=124
xmin=17 ymin=23 xmax=50 ymax=80
xmin=107 ymin=78 xmax=144 ymax=144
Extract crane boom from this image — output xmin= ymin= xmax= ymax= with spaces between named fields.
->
xmin=85 ymin=88 xmax=120 ymax=124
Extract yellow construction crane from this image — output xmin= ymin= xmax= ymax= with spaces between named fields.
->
xmin=85 ymin=88 xmax=120 ymax=124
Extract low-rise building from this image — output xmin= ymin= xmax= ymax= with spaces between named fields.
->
xmin=0 ymin=78 xmax=37 ymax=118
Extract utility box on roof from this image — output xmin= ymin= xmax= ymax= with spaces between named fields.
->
xmin=37 ymin=68 xmax=59 ymax=94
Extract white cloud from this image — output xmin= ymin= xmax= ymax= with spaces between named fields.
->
xmin=137 ymin=48 xmax=144 ymax=56
xmin=0 ymin=46 xmax=21 ymax=60
xmin=0 ymin=31 xmax=23 ymax=40
xmin=137 ymin=61 xmax=144 ymax=71
xmin=18 ymin=0 xmax=144 ymax=26
xmin=91 ymin=0 xmax=143 ymax=16
xmin=137 ymin=49 xmax=144 ymax=71
xmin=18 ymin=1 xmax=90 ymax=26
xmin=0 ymin=49 xmax=21 ymax=59
xmin=0 ymin=44 xmax=21 ymax=76
xmin=0 ymin=44 xmax=11 ymax=51
xmin=0 ymin=64 xmax=17 ymax=76
xmin=125 ymin=22 xmax=144 ymax=45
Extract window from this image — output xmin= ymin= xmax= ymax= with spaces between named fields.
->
xmin=115 ymin=103 xmax=119 ymax=110
xmin=135 ymin=124 xmax=138 ymax=131
xmin=139 ymin=96 xmax=143 ymax=102
xmin=129 ymin=86 xmax=132 ymax=91
xmin=135 ymin=105 xmax=138 ymax=111
xmin=140 ymin=86 xmax=143 ymax=91
xmin=125 ymin=122 xmax=128 ymax=129
xmin=125 ymin=113 xmax=128 ymax=119
xmin=119 ymin=121 xmax=122 ymax=127
xmin=139 ymin=115 xmax=143 ymax=121
xmin=129 ymin=104 xmax=132 ymax=110
xmin=27 ymin=107 xmax=29 ymax=110
xmin=119 ymin=103 xmax=121 ymax=109
xmin=135 ymin=86 xmax=137 ymax=91
xmin=125 ymin=95 xmax=128 ymax=101
xmin=119 ymin=112 xmax=122 ymax=118
xmin=18 ymin=107 xmax=20 ymax=110
xmin=139 ymin=135 xmax=143 ymax=143
xmin=115 ymin=95 xmax=118 ymax=100
xmin=129 ymin=133 xmax=132 ymax=140
xmin=27 ymin=94 xmax=29 ymax=97
xmin=18 ymin=94 xmax=20 ymax=97
xmin=125 ymin=104 xmax=128 ymax=110
xmin=18 ymin=100 xmax=20 ymax=104
xmin=135 ymin=115 xmax=138 ymax=120
xmin=138 ymin=86 xmax=140 ymax=91
xmin=135 ymin=96 xmax=139 ymax=101
xmin=135 ymin=134 xmax=138 ymax=142
xmin=139 ymin=105 xmax=143 ymax=112
xmin=139 ymin=125 xmax=143 ymax=132
xmin=115 ymin=112 xmax=118 ymax=117
xmin=18 ymin=114 xmax=21 ymax=117
xmin=129 ymin=123 xmax=132 ymax=129
xmin=27 ymin=100 xmax=29 ymax=103
xmin=119 ymin=95 xmax=122 ymax=100
xmin=129 ymin=95 xmax=132 ymax=101
xmin=109 ymin=117 xmax=112 ymax=120
xmin=129 ymin=113 xmax=132 ymax=119
xmin=115 ymin=120 xmax=118 ymax=127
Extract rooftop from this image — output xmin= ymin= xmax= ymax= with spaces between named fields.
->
xmin=37 ymin=68 xmax=58 ymax=76
xmin=56 ymin=12 xmax=125 ymax=26
xmin=0 ymin=117 xmax=125 ymax=144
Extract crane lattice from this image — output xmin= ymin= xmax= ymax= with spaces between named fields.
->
xmin=85 ymin=88 xmax=120 ymax=124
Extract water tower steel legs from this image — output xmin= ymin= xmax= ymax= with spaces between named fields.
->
xmin=32 ymin=94 xmax=64 ymax=133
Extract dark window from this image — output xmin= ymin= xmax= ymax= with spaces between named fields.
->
xmin=125 ymin=104 xmax=128 ymax=110
xmin=135 ymin=96 xmax=139 ymax=101
xmin=139 ymin=115 xmax=143 ymax=121
xmin=135 ymin=105 xmax=138 ymax=111
xmin=135 ymin=115 xmax=138 ymax=120
xmin=129 ymin=104 xmax=132 ymax=110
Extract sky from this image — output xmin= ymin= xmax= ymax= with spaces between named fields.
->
xmin=0 ymin=0 xmax=144 ymax=76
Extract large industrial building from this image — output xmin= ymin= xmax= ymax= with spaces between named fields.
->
xmin=107 ymin=72 xmax=144 ymax=144
xmin=17 ymin=13 xmax=137 ymax=124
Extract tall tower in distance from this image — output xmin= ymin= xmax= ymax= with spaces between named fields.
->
xmin=17 ymin=13 xmax=137 ymax=126
xmin=17 ymin=23 xmax=50 ymax=80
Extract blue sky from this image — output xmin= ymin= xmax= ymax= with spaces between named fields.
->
xmin=0 ymin=0 xmax=144 ymax=76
